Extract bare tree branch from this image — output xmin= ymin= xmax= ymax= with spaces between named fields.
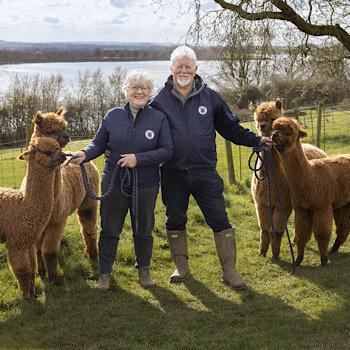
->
xmin=213 ymin=0 xmax=350 ymax=51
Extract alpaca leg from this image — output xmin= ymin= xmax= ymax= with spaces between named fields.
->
xmin=294 ymin=209 xmax=312 ymax=266
xmin=260 ymin=230 xmax=270 ymax=257
xmin=7 ymin=247 xmax=33 ymax=299
xmin=270 ymin=205 xmax=292 ymax=260
xmin=270 ymin=231 xmax=283 ymax=260
xmin=256 ymin=204 xmax=271 ymax=257
xmin=331 ymin=205 xmax=350 ymax=254
xmin=41 ymin=221 xmax=65 ymax=283
xmin=36 ymin=234 xmax=46 ymax=278
xmin=28 ymin=244 xmax=37 ymax=297
xmin=312 ymin=208 xmax=333 ymax=266
xmin=77 ymin=198 xmax=98 ymax=260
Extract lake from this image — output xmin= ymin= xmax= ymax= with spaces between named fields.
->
xmin=0 ymin=60 xmax=221 ymax=91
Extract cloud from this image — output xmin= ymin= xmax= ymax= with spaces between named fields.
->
xmin=44 ymin=17 xmax=60 ymax=24
xmin=110 ymin=0 xmax=130 ymax=8
xmin=110 ymin=17 xmax=125 ymax=25
xmin=198 ymin=0 xmax=220 ymax=11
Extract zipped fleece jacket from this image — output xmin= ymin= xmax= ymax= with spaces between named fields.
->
xmin=84 ymin=103 xmax=173 ymax=187
xmin=150 ymin=75 xmax=262 ymax=170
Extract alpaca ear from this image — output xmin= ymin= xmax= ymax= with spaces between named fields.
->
xmin=56 ymin=106 xmax=66 ymax=117
xmin=298 ymin=129 xmax=308 ymax=138
xmin=32 ymin=112 xmax=43 ymax=125
xmin=248 ymin=101 xmax=257 ymax=112
xmin=275 ymin=99 xmax=282 ymax=110
xmin=18 ymin=149 xmax=31 ymax=161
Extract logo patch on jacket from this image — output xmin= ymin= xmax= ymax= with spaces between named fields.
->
xmin=145 ymin=130 xmax=155 ymax=139
xmin=198 ymin=106 xmax=208 ymax=115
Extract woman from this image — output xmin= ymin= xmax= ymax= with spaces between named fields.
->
xmin=72 ymin=69 xmax=173 ymax=289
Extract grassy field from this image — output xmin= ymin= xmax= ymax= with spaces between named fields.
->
xmin=0 ymin=111 xmax=350 ymax=349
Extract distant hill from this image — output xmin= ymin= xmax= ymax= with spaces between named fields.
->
xmin=0 ymin=41 xmax=173 ymax=52
xmin=0 ymin=41 xmax=218 ymax=64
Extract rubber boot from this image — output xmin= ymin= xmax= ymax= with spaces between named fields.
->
xmin=167 ymin=230 xmax=190 ymax=283
xmin=214 ymin=228 xmax=246 ymax=290
xmin=138 ymin=266 xmax=156 ymax=289
xmin=96 ymin=273 xmax=110 ymax=290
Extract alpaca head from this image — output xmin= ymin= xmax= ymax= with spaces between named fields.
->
xmin=32 ymin=107 xmax=70 ymax=148
xmin=251 ymin=100 xmax=283 ymax=137
xmin=271 ymin=117 xmax=307 ymax=153
xmin=18 ymin=137 xmax=67 ymax=168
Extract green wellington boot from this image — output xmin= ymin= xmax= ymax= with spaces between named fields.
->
xmin=214 ymin=228 xmax=246 ymax=290
xmin=167 ymin=230 xmax=191 ymax=283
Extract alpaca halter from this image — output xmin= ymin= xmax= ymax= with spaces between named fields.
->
xmin=249 ymin=145 xmax=296 ymax=273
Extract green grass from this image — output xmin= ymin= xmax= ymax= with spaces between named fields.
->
xmin=1 ymin=110 xmax=350 ymax=349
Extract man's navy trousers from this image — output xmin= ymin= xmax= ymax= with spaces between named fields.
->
xmin=161 ymin=167 xmax=231 ymax=233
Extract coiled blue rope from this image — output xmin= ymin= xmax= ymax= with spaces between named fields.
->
xmin=80 ymin=161 xmax=139 ymax=235
xmin=249 ymin=145 xmax=296 ymax=273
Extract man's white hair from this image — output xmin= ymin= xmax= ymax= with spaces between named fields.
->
xmin=122 ymin=69 xmax=154 ymax=97
xmin=170 ymin=45 xmax=197 ymax=67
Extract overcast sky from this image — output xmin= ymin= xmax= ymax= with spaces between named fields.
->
xmin=0 ymin=0 xmax=217 ymax=43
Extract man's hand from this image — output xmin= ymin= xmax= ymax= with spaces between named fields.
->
xmin=117 ymin=154 xmax=137 ymax=168
xmin=259 ymin=136 xmax=272 ymax=147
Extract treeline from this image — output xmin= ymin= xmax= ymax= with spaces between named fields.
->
xmin=0 ymin=68 xmax=127 ymax=146
xmin=0 ymin=46 xmax=220 ymax=65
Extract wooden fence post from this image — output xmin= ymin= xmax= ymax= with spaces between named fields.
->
xmin=225 ymin=140 xmax=236 ymax=184
xmin=316 ymin=103 xmax=322 ymax=148
xmin=25 ymin=118 xmax=34 ymax=147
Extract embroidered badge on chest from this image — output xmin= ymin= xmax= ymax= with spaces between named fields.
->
xmin=145 ymin=130 xmax=155 ymax=140
xmin=198 ymin=105 xmax=208 ymax=115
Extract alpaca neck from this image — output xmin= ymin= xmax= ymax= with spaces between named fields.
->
xmin=22 ymin=160 xmax=56 ymax=222
xmin=53 ymin=166 xmax=62 ymax=198
xmin=278 ymin=141 xmax=312 ymax=190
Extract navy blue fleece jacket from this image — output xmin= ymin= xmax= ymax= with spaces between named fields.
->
xmin=84 ymin=103 xmax=173 ymax=187
xmin=150 ymin=75 xmax=262 ymax=169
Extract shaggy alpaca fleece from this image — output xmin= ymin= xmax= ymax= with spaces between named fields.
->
xmin=272 ymin=117 xmax=350 ymax=266
xmin=251 ymin=100 xmax=326 ymax=259
xmin=0 ymin=137 xmax=65 ymax=298
xmin=26 ymin=107 xmax=100 ymax=282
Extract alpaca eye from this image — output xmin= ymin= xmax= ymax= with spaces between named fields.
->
xmin=44 ymin=151 xmax=54 ymax=156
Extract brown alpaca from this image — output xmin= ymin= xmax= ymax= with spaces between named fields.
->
xmin=272 ymin=117 xmax=350 ymax=266
xmin=25 ymin=107 xmax=100 ymax=282
xmin=251 ymin=100 xmax=326 ymax=259
xmin=0 ymin=137 xmax=66 ymax=298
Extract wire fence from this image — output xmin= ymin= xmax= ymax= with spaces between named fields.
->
xmin=1 ymin=102 xmax=349 ymax=188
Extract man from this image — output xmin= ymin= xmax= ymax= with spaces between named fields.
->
xmin=150 ymin=45 xmax=271 ymax=290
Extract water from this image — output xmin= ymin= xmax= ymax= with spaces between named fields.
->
xmin=0 ymin=60 xmax=221 ymax=91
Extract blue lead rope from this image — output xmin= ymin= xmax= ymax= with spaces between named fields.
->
xmin=249 ymin=145 xmax=296 ymax=273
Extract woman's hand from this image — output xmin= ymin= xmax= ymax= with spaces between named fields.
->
xmin=259 ymin=136 xmax=272 ymax=147
xmin=117 ymin=154 xmax=137 ymax=168
xmin=69 ymin=151 xmax=86 ymax=164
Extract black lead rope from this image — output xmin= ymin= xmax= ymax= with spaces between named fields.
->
xmin=79 ymin=161 xmax=139 ymax=237
xmin=249 ymin=145 xmax=296 ymax=273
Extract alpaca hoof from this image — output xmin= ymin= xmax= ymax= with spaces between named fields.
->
xmin=38 ymin=270 xmax=47 ymax=279
xmin=272 ymin=255 xmax=280 ymax=261
xmin=321 ymin=256 xmax=328 ymax=266
xmin=48 ymin=275 xmax=63 ymax=285
xmin=295 ymin=256 xmax=303 ymax=266
xmin=329 ymin=245 xmax=339 ymax=255
xmin=85 ymin=247 xmax=98 ymax=260
xmin=259 ymin=252 xmax=267 ymax=257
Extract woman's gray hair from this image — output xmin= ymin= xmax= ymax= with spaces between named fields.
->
xmin=170 ymin=45 xmax=197 ymax=67
xmin=122 ymin=69 xmax=154 ymax=97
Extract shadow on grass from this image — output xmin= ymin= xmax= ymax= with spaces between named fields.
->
xmin=1 ymin=259 xmax=350 ymax=350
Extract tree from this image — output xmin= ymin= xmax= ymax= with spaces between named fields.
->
xmin=212 ymin=1 xmax=350 ymax=53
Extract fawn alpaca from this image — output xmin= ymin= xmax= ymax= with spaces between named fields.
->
xmin=272 ymin=117 xmax=350 ymax=265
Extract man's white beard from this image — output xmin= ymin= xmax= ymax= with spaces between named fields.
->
xmin=176 ymin=76 xmax=192 ymax=88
